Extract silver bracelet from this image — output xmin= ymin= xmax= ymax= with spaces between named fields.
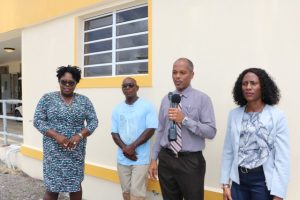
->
xmin=78 ymin=133 xmax=84 ymax=139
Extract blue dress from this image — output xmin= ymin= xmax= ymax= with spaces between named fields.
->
xmin=33 ymin=92 xmax=98 ymax=192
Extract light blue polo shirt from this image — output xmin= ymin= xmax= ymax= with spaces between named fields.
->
xmin=111 ymin=98 xmax=158 ymax=165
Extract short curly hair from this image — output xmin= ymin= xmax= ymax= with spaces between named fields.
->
xmin=56 ymin=65 xmax=81 ymax=83
xmin=233 ymin=68 xmax=280 ymax=106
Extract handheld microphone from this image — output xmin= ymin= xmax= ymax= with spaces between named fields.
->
xmin=168 ymin=94 xmax=181 ymax=141
xmin=168 ymin=92 xmax=173 ymax=104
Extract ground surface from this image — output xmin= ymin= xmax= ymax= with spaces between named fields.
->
xmin=0 ymin=160 xmax=69 ymax=200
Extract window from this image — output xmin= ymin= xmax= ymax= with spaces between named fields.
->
xmin=83 ymin=5 xmax=148 ymax=78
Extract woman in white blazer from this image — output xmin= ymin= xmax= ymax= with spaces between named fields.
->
xmin=220 ymin=68 xmax=290 ymax=200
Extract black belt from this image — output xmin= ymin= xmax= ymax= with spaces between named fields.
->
xmin=238 ymin=166 xmax=263 ymax=173
xmin=162 ymin=148 xmax=202 ymax=158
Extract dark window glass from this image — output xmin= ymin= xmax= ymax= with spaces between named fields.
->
xmin=85 ymin=27 xmax=112 ymax=42
xmin=85 ymin=40 xmax=112 ymax=54
xmin=116 ymin=6 xmax=147 ymax=23
xmin=84 ymin=53 xmax=112 ymax=65
xmin=116 ymin=48 xmax=148 ymax=62
xmin=84 ymin=66 xmax=112 ymax=77
xmin=116 ymin=62 xmax=148 ymax=75
xmin=116 ymin=21 xmax=147 ymax=36
xmin=84 ymin=15 xmax=112 ymax=30
xmin=116 ymin=34 xmax=147 ymax=49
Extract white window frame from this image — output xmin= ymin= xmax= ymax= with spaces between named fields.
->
xmin=82 ymin=4 xmax=148 ymax=78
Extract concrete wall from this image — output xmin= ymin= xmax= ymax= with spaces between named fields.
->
xmin=21 ymin=0 xmax=300 ymax=199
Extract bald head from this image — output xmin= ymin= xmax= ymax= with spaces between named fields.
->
xmin=122 ymin=77 xmax=137 ymax=85
xmin=174 ymin=58 xmax=194 ymax=72
xmin=121 ymin=77 xmax=139 ymax=103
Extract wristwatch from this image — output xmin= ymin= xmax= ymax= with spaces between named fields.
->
xmin=182 ymin=117 xmax=188 ymax=126
xmin=222 ymin=184 xmax=230 ymax=189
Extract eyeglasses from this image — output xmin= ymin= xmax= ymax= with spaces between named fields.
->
xmin=122 ymin=83 xmax=135 ymax=89
xmin=60 ymin=79 xmax=76 ymax=86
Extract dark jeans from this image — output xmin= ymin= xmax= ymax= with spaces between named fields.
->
xmin=231 ymin=167 xmax=273 ymax=200
xmin=158 ymin=148 xmax=206 ymax=200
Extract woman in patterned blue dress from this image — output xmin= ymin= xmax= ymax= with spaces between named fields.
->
xmin=34 ymin=65 xmax=98 ymax=200
xmin=220 ymin=68 xmax=290 ymax=200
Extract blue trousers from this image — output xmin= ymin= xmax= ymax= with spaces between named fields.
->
xmin=231 ymin=167 xmax=273 ymax=200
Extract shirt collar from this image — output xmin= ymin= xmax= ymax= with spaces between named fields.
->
xmin=174 ymin=85 xmax=193 ymax=98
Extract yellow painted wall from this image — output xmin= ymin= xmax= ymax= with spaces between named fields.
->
xmin=20 ymin=145 xmax=222 ymax=199
xmin=0 ymin=0 xmax=104 ymax=33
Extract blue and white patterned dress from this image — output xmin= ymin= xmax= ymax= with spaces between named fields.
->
xmin=33 ymin=92 xmax=98 ymax=192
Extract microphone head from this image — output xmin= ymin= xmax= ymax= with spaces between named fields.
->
xmin=171 ymin=94 xmax=181 ymax=103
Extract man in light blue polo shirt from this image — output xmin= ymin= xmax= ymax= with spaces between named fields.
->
xmin=111 ymin=77 xmax=158 ymax=200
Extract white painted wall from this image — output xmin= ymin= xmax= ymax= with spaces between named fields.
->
xmin=21 ymin=0 xmax=300 ymax=199
xmin=7 ymin=61 xmax=21 ymax=74
xmin=0 ymin=61 xmax=21 ymax=74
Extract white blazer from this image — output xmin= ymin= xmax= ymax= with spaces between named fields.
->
xmin=220 ymin=105 xmax=290 ymax=198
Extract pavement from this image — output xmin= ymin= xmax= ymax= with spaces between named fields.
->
xmin=0 ymin=118 xmax=70 ymax=200
xmin=0 ymin=160 xmax=69 ymax=200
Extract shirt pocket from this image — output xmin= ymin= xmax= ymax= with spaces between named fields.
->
xmin=183 ymin=105 xmax=199 ymax=121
